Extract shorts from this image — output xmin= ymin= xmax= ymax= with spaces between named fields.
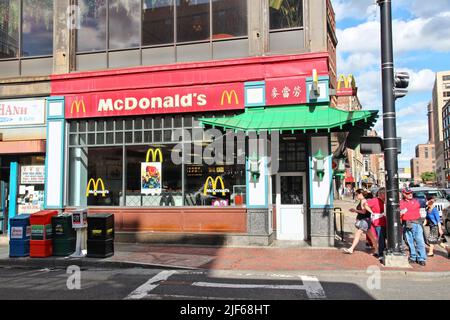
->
xmin=427 ymin=225 xmax=441 ymax=244
xmin=355 ymin=218 xmax=371 ymax=232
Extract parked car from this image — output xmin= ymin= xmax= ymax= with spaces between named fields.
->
xmin=442 ymin=189 xmax=450 ymax=201
xmin=443 ymin=206 xmax=450 ymax=236
xmin=409 ymin=187 xmax=449 ymax=221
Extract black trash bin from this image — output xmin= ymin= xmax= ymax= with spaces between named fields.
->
xmin=52 ymin=214 xmax=76 ymax=256
xmin=86 ymin=213 xmax=114 ymax=258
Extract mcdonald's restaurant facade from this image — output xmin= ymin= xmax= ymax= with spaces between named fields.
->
xmin=43 ymin=52 xmax=378 ymax=247
xmin=1 ymin=0 xmax=378 ymax=246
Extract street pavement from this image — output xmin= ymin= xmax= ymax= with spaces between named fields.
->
xmin=0 ymin=266 xmax=448 ymax=300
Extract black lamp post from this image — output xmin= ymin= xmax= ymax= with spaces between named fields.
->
xmin=377 ymin=0 xmax=408 ymax=263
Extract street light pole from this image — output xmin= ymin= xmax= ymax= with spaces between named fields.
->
xmin=377 ymin=0 xmax=407 ymax=265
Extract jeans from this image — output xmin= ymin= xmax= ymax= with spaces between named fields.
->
xmin=375 ymin=226 xmax=386 ymax=256
xmin=403 ymin=222 xmax=427 ymax=262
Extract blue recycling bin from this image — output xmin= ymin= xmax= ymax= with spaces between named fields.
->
xmin=9 ymin=214 xmax=31 ymax=257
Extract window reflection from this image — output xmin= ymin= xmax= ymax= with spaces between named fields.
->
xmin=109 ymin=0 xmax=140 ymax=49
xmin=22 ymin=0 xmax=53 ymax=56
xmin=269 ymin=0 xmax=303 ymax=30
xmin=142 ymin=0 xmax=174 ymax=46
xmin=77 ymin=0 xmax=107 ymax=52
xmin=212 ymin=0 xmax=247 ymax=39
xmin=0 ymin=0 xmax=20 ymax=58
xmin=177 ymin=0 xmax=210 ymax=43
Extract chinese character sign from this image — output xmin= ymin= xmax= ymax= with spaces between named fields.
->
xmin=266 ymin=77 xmax=307 ymax=106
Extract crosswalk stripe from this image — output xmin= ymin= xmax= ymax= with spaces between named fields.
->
xmin=192 ymin=275 xmax=326 ymax=299
xmin=124 ymin=270 xmax=178 ymax=300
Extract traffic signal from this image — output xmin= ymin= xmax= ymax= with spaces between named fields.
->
xmin=394 ymin=71 xmax=409 ymax=100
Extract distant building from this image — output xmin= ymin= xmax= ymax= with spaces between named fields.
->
xmin=431 ymin=71 xmax=450 ymax=186
xmin=398 ymin=167 xmax=412 ymax=188
xmin=442 ymin=99 xmax=450 ymax=187
xmin=410 ymin=144 xmax=436 ymax=185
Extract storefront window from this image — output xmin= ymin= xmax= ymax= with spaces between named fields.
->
xmin=21 ymin=0 xmax=53 ymax=56
xmin=125 ymin=145 xmax=182 ymax=207
xmin=68 ymin=114 xmax=246 ymax=207
xmin=0 ymin=0 xmax=20 ymax=58
xmin=142 ymin=0 xmax=174 ymax=46
xmin=109 ymin=0 xmax=140 ymax=49
xmin=279 ymin=135 xmax=307 ymax=172
xmin=177 ymin=0 xmax=210 ymax=42
xmin=77 ymin=0 xmax=107 ymax=52
xmin=86 ymin=147 xmax=122 ymax=206
xmin=269 ymin=0 xmax=303 ymax=30
xmin=212 ymin=0 xmax=247 ymax=39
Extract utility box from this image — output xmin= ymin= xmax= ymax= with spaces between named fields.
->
xmin=9 ymin=214 xmax=31 ymax=257
xmin=52 ymin=214 xmax=76 ymax=256
xmin=87 ymin=213 xmax=114 ymax=258
xmin=30 ymin=210 xmax=58 ymax=257
xmin=71 ymin=208 xmax=88 ymax=229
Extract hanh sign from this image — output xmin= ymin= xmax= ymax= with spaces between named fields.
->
xmin=0 ymin=98 xmax=46 ymax=126
xmin=65 ymin=83 xmax=245 ymax=119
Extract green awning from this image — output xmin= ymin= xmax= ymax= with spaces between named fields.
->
xmin=199 ymin=105 xmax=378 ymax=133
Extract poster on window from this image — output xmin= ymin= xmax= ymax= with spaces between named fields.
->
xmin=21 ymin=166 xmax=45 ymax=184
xmin=141 ymin=162 xmax=162 ymax=195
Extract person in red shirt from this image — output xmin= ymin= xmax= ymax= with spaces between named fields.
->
xmin=399 ymin=188 xmax=427 ymax=266
xmin=367 ymin=188 xmax=386 ymax=260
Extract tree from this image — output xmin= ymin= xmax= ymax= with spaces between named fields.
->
xmin=421 ymin=171 xmax=436 ymax=183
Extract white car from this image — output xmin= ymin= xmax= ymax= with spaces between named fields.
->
xmin=410 ymin=187 xmax=449 ymax=221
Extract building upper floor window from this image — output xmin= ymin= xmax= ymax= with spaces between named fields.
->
xmin=76 ymin=0 xmax=248 ymax=52
xmin=0 ymin=0 xmax=53 ymax=59
xmin=269 ymin=0 xmax=303 ymax=30
xmin=443 ymin=75 xmax=450 ymax=81
xmin=443 ymin=91 xmax=450 ymax=98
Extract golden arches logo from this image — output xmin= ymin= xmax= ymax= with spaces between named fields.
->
xmin=203 ymin=176 xmax=227 ymax=196
xmin=146 ymin=148 xmax=163 ymax=162
xmin=220 ymin=90 xmax=239 ymax=106
xmin=70 ymin=99 xmax=86 ymax=114
xmin=86 ymin=178 xmax=108 ymax=197
xmin=337 ymin=74 xmax=356 ymax=90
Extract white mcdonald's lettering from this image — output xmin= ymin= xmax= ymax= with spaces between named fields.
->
xmin=97 ymin=93 xmax=207 ymax=112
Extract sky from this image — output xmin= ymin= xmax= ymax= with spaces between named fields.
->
xmin=331 ymin=0 xmax=450 ymax=169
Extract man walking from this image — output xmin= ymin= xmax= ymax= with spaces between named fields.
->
xmin=399 ymin=188 xmax=427 ymax=266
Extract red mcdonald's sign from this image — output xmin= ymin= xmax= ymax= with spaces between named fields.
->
xmin=65 ymin=83 xmax=245 ymax=119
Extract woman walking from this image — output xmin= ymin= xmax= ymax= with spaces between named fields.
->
xmin=424 ymin=196 xmax=443 ymax=257
xmin=344 ymin=189 xmax=379 ymax=254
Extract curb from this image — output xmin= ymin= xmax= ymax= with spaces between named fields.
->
xmin=0 ymin=257 xmax=199 ymax=271
xmin=0 ymin=258 xmax=448 ymax=276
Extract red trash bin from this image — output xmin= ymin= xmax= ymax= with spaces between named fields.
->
xmin=30 ymin=210 xmax=58 ymax=257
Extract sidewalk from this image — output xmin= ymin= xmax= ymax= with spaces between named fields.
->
xmin=1 ymin=239 xmax=449 ymax=273
xmin=0 ymin=198 xmax=448 ymax=273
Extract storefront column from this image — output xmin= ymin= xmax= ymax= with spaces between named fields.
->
xmin=44 ymin=97 xmax=66 ymax=210
xmin=245 ymin=132 xmax=272 ymax=245
xmin=69 ymin=148 xmax=88 ymax=207
xmin=308 ymin=134 xmax=335 ymax=247
xmin=7 ymin=162 xmax=18 ymax=234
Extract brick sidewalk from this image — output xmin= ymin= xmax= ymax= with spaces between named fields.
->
xmin=105 ymin=243 xmax=450 ymax=272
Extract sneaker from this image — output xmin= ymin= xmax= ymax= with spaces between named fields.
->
xmin=408 ymin=258 xmax=416 ymax=264
xmin=418 ymin=261 xmax=426 ymax=266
